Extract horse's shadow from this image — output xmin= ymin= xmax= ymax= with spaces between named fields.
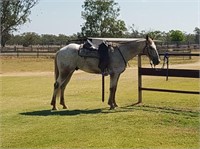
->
xmin=20 ymin=108 xmax=103 ymax=116
xmin=20 ymin=103 xmax=199 ymax=117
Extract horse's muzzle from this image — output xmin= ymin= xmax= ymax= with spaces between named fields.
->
xmin=152 ymin=58 xmax=160 ymax=66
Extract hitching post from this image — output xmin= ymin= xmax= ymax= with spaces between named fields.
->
xmin=138 ymin=54 xmax=142 ymax=103
xmin=102 ymin=75 xmax=105 ymax=102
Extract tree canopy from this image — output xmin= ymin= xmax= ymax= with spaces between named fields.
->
xmin=194 ymin=27 xmax=200 ymax=44
xmin=169 ymin=30 xmax=185 ymax=47
xmin=1 ymin=0 xmax=199 ymax=47
xmin=0 ymin=0 xmax=38 ymax=47
xmin=81 ymin=0 xmax=127 ymax=37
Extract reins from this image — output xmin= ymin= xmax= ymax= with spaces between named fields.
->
xmin=155 ymin=52 xmax=169 ymax=81
xmin=161 ymin=52 xmax=169 ymax=81
xmin=116 ymin=46 xmax=127 ymax=67
xmin=143 ymin=45 xmax=169 ymax=81
xmin=101 ymin=42 xmax=169 ymax=103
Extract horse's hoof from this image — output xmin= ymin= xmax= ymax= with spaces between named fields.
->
xmin=109 ymin=106 xmax=115 ymax=110
xmin=114 ymin=104 xmax=118 ymax=107
xmin=52 ymin=107 xmax=58 ymax=111
xmin=63 ymin=105 xmax=68 ymax=109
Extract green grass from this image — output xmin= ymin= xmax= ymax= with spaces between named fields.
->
xmin=1 ymin=57 xmax=200 ymax=148
xmin=1 ymin=67 xmax=200 ymax=148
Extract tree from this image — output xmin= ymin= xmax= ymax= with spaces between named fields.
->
xmin=6 ymin=34 xmax=24 ymax=45
xmin=0 ymin=0 xmax=38 ymax=47
xmin=21 ymin=32 xmax=40 ymax=46
xmin=56 ymin=34 xmax=69 ymax=45
xmin=169 ymin=30 xmax=185 ymax=47
xmin=81 ymin=0 xmax=127 ymax=37
xmin=40 ymin=34 xmax=58 ymax=45
xmin=194 ymin=27 xmax=200 ymax=44
xmin=128 ymin=24 xmax=140 ymax=38
xmin=146 ymin=30 xmax=162 ymax=40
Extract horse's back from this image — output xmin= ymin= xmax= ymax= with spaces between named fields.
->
xmin=57 ymin=43 xmax=80 ymax=57
xmin=55 ymin=43 xmax=80 ymax=69
xmin=59 ymin=43 xmax=80 ymax=52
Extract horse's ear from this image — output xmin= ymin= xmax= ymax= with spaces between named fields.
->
xmin=146 ymin=34 xmax=153 ymax=44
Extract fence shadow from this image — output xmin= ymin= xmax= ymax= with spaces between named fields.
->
xmin=120 ymin=103 xmax=199 ymax=117
xmin=20 ymin=108 xmax=102 ymax=116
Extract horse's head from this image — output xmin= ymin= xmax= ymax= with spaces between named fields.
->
xmin=143 ymin=35 xmax=160 ymax=66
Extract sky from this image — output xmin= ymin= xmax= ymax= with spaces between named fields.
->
xmin=14 ymin=0 xmax=200 ymax=35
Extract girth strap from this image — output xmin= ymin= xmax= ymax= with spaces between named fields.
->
xmin=116 ymin=47 xmax=127 ymax=67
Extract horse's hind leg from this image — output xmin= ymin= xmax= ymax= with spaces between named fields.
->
xmin=51 ymin=70 xmax=74 ymax=110
xmin=51 ymin=81 xmax=60 ymax=110
xmin=60 ymin=71 xmax=74 ymax=109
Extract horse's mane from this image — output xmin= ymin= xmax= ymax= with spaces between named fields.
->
xmin=116 ymin=39 xmax=146 ymax=46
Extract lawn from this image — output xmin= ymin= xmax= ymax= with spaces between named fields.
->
xmin=0 ymin=56 xmax=200 ymax=148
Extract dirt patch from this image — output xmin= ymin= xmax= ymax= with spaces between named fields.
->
xmin=0 ymin=70 xmax=84 ymax=77
xmin=0 ymin=71 xmax=54 ymax=77
xmin=170 ymin=61 xmax=200 ymax=69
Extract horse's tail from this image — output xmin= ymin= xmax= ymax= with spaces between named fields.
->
xmin=54 ymin=52 xmax=61 ymax=98
xmin=54 ymin=52 xmax=59 ymax=81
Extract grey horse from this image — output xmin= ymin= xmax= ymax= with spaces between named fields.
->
xmin=51 ymin=35 xmax=160 ymax=110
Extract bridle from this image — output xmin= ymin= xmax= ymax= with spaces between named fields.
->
xmin=142 ymin=44 xmax=151 ymax=57
xmin=142 ymin=43 xmax=155 ymax=68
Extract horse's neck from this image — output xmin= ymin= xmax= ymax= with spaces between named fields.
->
xmin=119 ymin=41 xmax=145 ymax=62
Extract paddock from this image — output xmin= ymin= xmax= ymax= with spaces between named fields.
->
xmin=1 ymin=56 xmax=199 ymax=148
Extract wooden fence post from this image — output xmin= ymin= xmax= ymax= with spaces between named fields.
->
xmin=37 ymin=48 xmax=39 ymax=58
xmin=138 ymin=54 xmax=142 ymax=103
xmin=16 ymin=47 xmax=19 ymax=57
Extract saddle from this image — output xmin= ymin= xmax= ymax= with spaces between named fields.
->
xmin=78 ymin=40 xmax=109 ymax=74
xmin=98 ymin=41 xmax=109 ymax=73
xmin=78 ymin=40 xmax=99 ymax=58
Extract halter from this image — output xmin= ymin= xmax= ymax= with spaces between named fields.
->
xmin=142 ymin=43 xmax=154 ymax=67
xmin=142 ymin=43 xmax=152 ymax=63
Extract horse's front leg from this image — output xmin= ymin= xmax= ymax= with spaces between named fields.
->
xmin=108 ymin=73 xmax=121 ymax=109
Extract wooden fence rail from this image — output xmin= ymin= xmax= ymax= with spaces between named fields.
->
xmin=0 ymin=46 xmax=61 ymax=57
xmin=138 ymin=53 xmax=200 ymax=103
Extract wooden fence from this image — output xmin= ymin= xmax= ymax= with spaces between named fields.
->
xmin=0 ymin=45 xmax=62 ymax=57
xmin=1 ymin=44 xmax=199 ymax=57
xmin=138 ymin=53 xmax=200 ymax=103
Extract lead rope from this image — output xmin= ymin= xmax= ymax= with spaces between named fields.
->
xmin=153 ymin=52 xmax=169 ymax=81
xmin=161 ymin=52 xmax=169 ymax=81
xmin=144 ymin=45 xmax=169 ymax=81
